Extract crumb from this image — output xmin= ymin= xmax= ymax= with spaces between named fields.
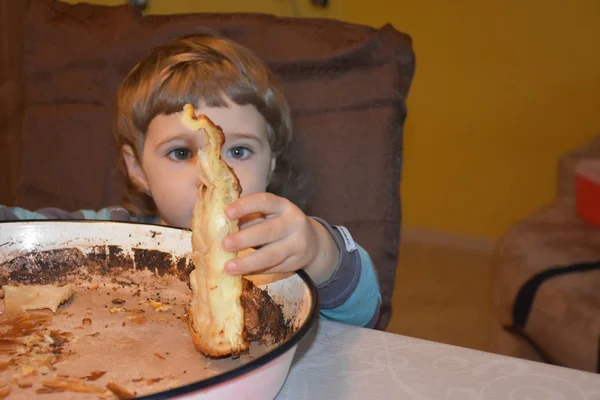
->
xmin=36 ymin=387 xmax=64 ymax=394
xmin=106 ymin=381 xmax=136 ymax=399
xmin=127 ymin=315 xmax=147 ymax=325
xmin=21 ymin=365 xmax=38 ymax=377
xmin=80 ymin=371 xmax=106 ymax=381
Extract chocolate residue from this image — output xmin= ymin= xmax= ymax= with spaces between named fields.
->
xmin=0 ymin=249 xmax=88 ymax=285
xmin=0 ymin=247 xmax=186 ymax=285
xmin=176 ymin=257 xmax=193 ymax=278
xmin=108 ymin=246 xmax=134 ymax=270
xmin=87 ymin=246 xmax=134 ymax=275
xmin=241 ymin=279 xmax=289 ymax=346
xmin=86 ymin=246 xmax=107 ymax=270
xmin=133 ymin=249 xmax=171 ymax=276
xmin=132 ymin=249 xmax=188 ymax=279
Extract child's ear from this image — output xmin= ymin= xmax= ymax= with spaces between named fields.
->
xmin=268 ymin=157 xmax=276 ymax=183
xmin=122 ymin=145 xmax=150 ymax=195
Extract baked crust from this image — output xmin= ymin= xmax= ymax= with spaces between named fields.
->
xmin=180 ymin=104 xmax=248 ymax=358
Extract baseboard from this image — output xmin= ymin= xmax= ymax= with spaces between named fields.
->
xmin=401 ymin=227 xmax=496 ymax=255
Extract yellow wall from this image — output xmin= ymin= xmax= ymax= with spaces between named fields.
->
xmin=343 ymin=0 xmax=600 ymax=238
xmin=61 ymin=0 xmax=343 ymax=18
xmin=63 ymin=0 xmax=600 ymax=238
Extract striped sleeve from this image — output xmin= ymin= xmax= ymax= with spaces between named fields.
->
xmin=0 ymin=206 xmax=137 ymax=222
xmin=312 ymin=218 xmax=382 ymax=328
xmin=319 ymin=246 xmax=381 ymax=327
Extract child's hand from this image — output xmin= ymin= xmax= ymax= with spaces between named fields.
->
xmin=222 ymin=192 xmax=340 ymax=285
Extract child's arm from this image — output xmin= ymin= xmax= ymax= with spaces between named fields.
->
xmin=0 ymin=205 xmax=139 ymax=222
xmin=223 ymin=193 xmax=382 ymax=328
xmin=311 ymin=219 xmax=382 ymax=328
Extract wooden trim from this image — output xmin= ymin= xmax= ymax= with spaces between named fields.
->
xmin=401 ymin=227 xmax=496 ymax=255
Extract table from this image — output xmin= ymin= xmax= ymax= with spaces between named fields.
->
xmin=277 ymin=320 xmax=600 ymax=399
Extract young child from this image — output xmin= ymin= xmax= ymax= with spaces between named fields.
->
xmin=0 ymin=32 xmax=381 ymax=328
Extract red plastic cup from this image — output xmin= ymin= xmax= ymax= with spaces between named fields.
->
xmin=575 ymin=159 xmax=600 ymax=227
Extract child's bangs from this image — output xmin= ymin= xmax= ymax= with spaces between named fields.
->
xmin=135 ymin=62 xmax=262 ymax=135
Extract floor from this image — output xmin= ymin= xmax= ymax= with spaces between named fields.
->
xmin=386 ymin=240 xmax=493 ymax=353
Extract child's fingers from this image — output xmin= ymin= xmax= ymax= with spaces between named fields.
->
xmin=223 ymin=215 xmax=287 ymax=252
xmin=226 ymin=192 xmax=287 ymax=220
xmin=251 ymin=256 xmax=301 ymax=275
xmin=225 ymin=239 xmax=301 ymax=275
xmin=238 ymin=212 xmax=265 ymax=230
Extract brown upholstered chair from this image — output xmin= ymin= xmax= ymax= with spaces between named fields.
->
xmin=0 ymin=0 xmax=415 ymax=330
xmin=491 ymin=135 xmax=600 ymax=372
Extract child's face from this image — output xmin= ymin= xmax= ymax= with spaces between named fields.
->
xmin=123 ymin=98 xmax=275 ymax=228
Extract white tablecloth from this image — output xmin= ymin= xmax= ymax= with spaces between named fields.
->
xmin=277 ymin=320 xmax=600 ymax=399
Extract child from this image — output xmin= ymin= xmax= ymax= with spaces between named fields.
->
xmin=0 ymin=32 xmax=381 ymax=328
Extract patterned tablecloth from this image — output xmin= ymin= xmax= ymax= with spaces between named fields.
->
xmin=277 ymin=320 xmax=600 ymax=399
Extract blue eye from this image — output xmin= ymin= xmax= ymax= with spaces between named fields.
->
xmin=168 ymin=148 xmax=192 ymax=161
xmin=227 ymin=146 xmax=252 ymax=160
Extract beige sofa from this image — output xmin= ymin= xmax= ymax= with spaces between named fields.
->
xmin=491 ymin=135 xmax=600 ymax=373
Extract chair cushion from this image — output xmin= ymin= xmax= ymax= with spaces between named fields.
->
xmin=491 ymin=202 xmax=600 ymax=372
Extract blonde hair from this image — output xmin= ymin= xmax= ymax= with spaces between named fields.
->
xmin=114 ymin=32 xmax=301 ymax=217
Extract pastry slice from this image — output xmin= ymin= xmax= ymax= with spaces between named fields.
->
xmin=179 ymin=104 xmax=248 ymax=358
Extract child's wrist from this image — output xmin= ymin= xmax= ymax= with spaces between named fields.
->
xmin=304 ymin=218 xmax=340 ymax=285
